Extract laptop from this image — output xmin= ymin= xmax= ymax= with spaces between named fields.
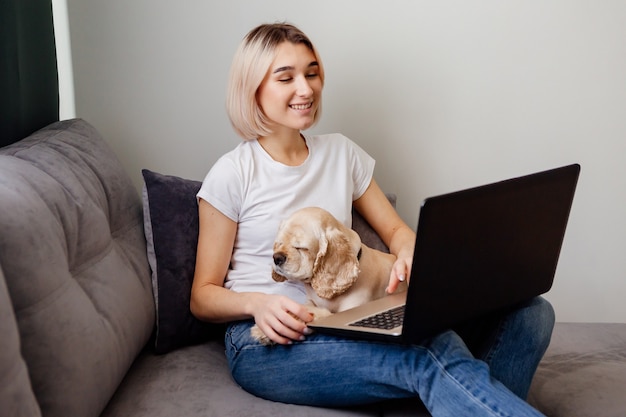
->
xmin=309 ymin=163 xmax=580 ymax=344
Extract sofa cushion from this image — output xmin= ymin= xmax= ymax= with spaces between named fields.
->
xmin=352 ymin=194 xmax=395 ymax=254
xmin=103 ymin=341 xmax=432 ymax=417
xmin=528 ymin=322 xmax=626 ymax=417
xmin=0 ymin=265 xmax=42 ymax=417
xmin=141 ymin=169 xmax=223 ymax=354
xmin=0 ymin=119 xmax=154 ymax=417
xmin=141 ymin=168 xmax=395 ymax=354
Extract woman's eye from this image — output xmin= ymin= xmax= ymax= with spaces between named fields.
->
xmin=278 ymin=74 xmax=317 ymax=83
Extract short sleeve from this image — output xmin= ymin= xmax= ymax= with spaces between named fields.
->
xmin=347 ymin=137 xmax=376 ymax=201
xmin=196 ymin=156 xmax=242 ymax=222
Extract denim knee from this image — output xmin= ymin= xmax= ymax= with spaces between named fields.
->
xmin=522 ymin=296 xmax=555 ymax=354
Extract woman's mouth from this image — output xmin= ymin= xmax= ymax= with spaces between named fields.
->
xmin=289 ymin=102 xmax=313 ymax=110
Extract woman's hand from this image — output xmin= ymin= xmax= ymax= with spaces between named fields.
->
xmin=250 ymin=293 xmax=315 ymax=345
xmin=386 ymin=253 xmax=412 ymax=294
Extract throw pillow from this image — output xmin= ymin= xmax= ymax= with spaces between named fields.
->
xmin=142 ymin=169 xmax=223 ymax=354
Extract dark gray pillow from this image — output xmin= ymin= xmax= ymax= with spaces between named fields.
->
xmin=351 ymin=194 xmax=396 ymax=254
xmin=142 ymin=169 xmax=224 ymax=354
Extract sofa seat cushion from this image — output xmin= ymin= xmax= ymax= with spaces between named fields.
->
xmin=0 ymin=119 xmax=154 ymax=417
xmin=528 ymin=322 xmax=626 ymax=417
xmin=101 ymin=341 xmax=430 ymax=417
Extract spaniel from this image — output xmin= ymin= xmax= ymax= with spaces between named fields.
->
xmin=250 ymin=207 xmax=407 ymax=344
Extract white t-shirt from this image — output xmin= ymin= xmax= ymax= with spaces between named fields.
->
xmin=197 ymin=133 xmax=375 ymax=303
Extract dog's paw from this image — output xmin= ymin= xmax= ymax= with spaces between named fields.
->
xmin=250 ymin=324 xmax=274 ymax=346
xmin=307 ymin=306 xmax=332 ymax=320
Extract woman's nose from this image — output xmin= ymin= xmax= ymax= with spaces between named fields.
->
xmin=295 ymin=76 xmax=313 ymax=97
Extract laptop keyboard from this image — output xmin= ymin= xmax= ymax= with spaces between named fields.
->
xmin=349 ymin=305 xmax=405 ymax=330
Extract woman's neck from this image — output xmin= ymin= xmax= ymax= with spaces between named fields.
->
xmin=257 ymin=130 xmax=309 ymax=166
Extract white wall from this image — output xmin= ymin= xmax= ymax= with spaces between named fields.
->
xmin=66 ymin=0 xmax=626 ymax=323
xmin=51 ymin=0 xmax=75 ymax=119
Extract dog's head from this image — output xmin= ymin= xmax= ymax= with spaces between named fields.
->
xmin=271 ymin=207 xmax=362 ymax=299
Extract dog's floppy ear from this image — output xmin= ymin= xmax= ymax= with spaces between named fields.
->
xmin=311 ymin=228 xmax=328 ymax=275
xmin=311 ymin=226 xmax=359 ymax=299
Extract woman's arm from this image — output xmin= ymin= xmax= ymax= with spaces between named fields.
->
xmin=190 ymin=199 xmax=314 ymax=344
xmin=352 ymin=179 xmax=416 ymax=294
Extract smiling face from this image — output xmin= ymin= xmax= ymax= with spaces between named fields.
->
xmin=256 ymin=42 xmax=323 ymax=136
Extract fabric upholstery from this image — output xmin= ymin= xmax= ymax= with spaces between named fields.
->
xmin=0 ymin=119 xmax=154 ymax=417
xmin=352 ymin=194 xmax=396 ymax=253
xmin=141 ymin=169 xmax=223 ymax=354
xmin=101 ymin=322 xmax=626 ymax=417
xmin=0 ymin=265 xmax=42 ymax=417
xmin=102 ymin=341 xmax=430 ymax=417
xmin=528 ymin=322 xmax=626 ymax=417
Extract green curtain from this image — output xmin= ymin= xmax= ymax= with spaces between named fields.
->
xmin=0 ymin=0 xmax=59 ymax=147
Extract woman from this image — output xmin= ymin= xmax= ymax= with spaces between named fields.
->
xmin=191 ymin=22 xmax=554 ymax=416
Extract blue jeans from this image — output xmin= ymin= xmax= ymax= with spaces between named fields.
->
xmin=225 ymin=297 xmax=554 ymax=417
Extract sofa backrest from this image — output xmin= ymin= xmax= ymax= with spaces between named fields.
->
xmin=0 ymin=119 xmax=154 ymax=417
xmin=0 ymin=263 xmax=42 ymax=417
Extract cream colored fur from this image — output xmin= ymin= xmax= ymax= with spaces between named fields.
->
xmin=250 ymin=207 xmax=406 ymax=344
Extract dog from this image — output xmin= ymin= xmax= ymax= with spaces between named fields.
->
xmin=250 ymin=206 xmax=407 ymax=344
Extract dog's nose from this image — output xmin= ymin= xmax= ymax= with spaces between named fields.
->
xmin=273 ymin=253 xmax=286 ymax=266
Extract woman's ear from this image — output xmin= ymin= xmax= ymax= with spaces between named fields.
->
xmin=311 ymin=227 xmax=359 ymax=299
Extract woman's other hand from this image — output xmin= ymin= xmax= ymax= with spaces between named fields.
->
xmin=250 ymin=293 xmax=314 ymax=345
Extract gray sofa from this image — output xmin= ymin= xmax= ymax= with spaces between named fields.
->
xmin=1 ymin=118 xmax=625 ymax=417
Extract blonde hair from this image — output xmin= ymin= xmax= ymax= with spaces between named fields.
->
xmin=226 ymin=23 xmax=325 ymax=140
